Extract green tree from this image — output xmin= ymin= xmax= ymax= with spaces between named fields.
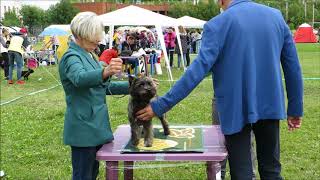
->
xmin=20 ymin=5 xmax=47 ymax=32
xmin=168 ymin=2 xmax=219 ymax=21
xmin=47 ymin=0 xmax=80 ymax=24
xmin=2 ymin=10 xmax=20 ymax=27
xmin=255 ymin=0 xmax=319 ymax=28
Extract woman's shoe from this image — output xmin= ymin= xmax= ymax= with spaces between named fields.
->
xmin=16 ymin=80 xmax=25 ymax=85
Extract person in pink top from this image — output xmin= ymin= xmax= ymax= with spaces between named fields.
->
xmin=164 ymin=27 xmax=176 ymax=67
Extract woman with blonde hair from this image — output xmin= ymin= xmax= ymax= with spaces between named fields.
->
xmin=59 ymin=12 xmax=128 ymax=179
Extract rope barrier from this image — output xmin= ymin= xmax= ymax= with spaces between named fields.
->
xmin=0 ymin=84 xmax=60 ymax=106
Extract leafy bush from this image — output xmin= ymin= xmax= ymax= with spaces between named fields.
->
xmin=168 ymin=2 xmax=219 ymax=21
xmin=2 ymin=11 xmax=20 ymax=27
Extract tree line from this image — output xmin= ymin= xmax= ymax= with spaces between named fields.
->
xmin=1 ymin=0 xmax=79 ymax=35
xmin=169 ymin=0 xmax=320 ymax=29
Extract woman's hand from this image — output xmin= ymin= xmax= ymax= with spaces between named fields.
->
xmin=152 ymin=78 xmax=159 ymax=89
xmin=103 ymin=58 xmax=123 ymax=79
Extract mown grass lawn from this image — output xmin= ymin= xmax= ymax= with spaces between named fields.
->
xmin=0 ymin=43 xmax=319 ymax=179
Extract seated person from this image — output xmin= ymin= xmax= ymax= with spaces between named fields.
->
xmin=120 ymin=34 xmax=139 ymax=56
xmin=99 ymin=46 xmax=118 ymax=65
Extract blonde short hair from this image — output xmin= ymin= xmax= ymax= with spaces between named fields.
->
xmin=70 ymin=12 xmax=104 ymax=42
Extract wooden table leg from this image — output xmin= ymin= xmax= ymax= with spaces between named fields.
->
xmin=206 ymin=161 xmax=218 ymax=180
xmin=124 ymin=161 xmax=134 ymax=180
xmin=106 ymin=161 xmax=118 ymax=180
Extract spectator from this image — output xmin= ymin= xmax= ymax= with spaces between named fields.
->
xmin=7 ymin=28 xmax=29 ymax=84
xmin=0 ymin=28 xmax=10 ymax=80
xmin=98 ymin=32 xmax=107 ymax=56
xmin=50 ymin=35 xmax=60 ymax=63
xmin=195 ymin=30 xmax=202 ymax=53
xmin=164 ymin=27 xmax=176 ymax=67
xmin=121 ymin=34 xmax=139 ymax=56
xmin=138 ymin=30 xmax=148 ymax=49
xmin=20 ymin=28 xmax=30 ymax=49
xmin=185 ymin=29 xmax=191 ymax=67
xmin=99 ymin=46 xmax=118 ymax=65
xmin=147 ymin=31 xmax=156 ymax=48
xmin=105 ymin=31 xmax=110 ymax=48
xmin=175 ymin=26 xmax=188 ymax=69
xmin=190 ymin=30 xmax=198 ymax=53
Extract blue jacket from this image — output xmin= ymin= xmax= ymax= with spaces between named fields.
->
xmin=59 ymin=42 xmax=128 ymax=147
xmin=151 ymin=0 xmax=303 ymax=135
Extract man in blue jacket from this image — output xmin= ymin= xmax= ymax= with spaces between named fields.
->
xmin=137 ymin=0 xmax=303 ymax=179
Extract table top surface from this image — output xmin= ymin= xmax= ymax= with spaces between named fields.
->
xmin=97 ymin=125 xmax=227 ymax=162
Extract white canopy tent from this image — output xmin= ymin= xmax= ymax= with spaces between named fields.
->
xmin=99 ymin=5 xmax=177 ymax=27
xmin=177 ymin=16 xmax=207 ymax=28
xmin=99 ymin=5 xmax=186 ymax=80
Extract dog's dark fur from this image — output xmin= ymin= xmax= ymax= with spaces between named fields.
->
xmin=128 ymin=76 xmax=170 ymax=147
xmin=21 ymin=69 xmax=34 ymax=80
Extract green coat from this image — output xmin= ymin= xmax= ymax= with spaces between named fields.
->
xmin=59 ymin=42 xmax=128 ymax=147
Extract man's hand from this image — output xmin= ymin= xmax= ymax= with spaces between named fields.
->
xmin=136 ymin=105 xmax=156 ymax=121
xmin=103 ymin=58 xmax=122 ymax=79
xmin=287 ymin=116 xmax=302 ymax=131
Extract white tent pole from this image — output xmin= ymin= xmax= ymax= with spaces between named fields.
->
xmin=304 ymin=0 xmax=307 ymax=21
xmin=285 ymin=1 xmax=288 ymax=21
xmin=312 ymin=0 xmax=315 ymax=27
xmin=109 ymin=25 xmax=114 ymax=49
xmin=174 ymin=26 xmax=186 ymax=71
xmin=156 ymin=25 xmax=173 ymax=81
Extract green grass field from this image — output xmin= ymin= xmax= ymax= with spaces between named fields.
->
xmin=0 ymin=43 xmax=319 ymax=179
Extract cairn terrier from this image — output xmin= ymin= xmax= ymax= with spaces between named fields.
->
xmin=128 ymin=76 xmax=170 ymax=147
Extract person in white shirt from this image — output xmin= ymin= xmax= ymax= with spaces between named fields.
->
xmin=8 ymin=29 xmax=28 ymax=84
xmin=50 ymin=35 xmax=60 ymax=63
xmin=98 ymin=32 xmax=107 ymax=56
xmin=0 ymin=28 xmax=10 ymax=80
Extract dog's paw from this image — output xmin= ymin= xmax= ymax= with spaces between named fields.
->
xmin=131 ymin=139 xmax=139 ymax=146
xmin=144 ymin=139 xmax=153 ymax=147
xmin=164 ymin=129 xmax=170 ymax=136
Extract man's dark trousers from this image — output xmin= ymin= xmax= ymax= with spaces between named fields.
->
xmin=225 ymin=120 xmax=282 ymax=180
